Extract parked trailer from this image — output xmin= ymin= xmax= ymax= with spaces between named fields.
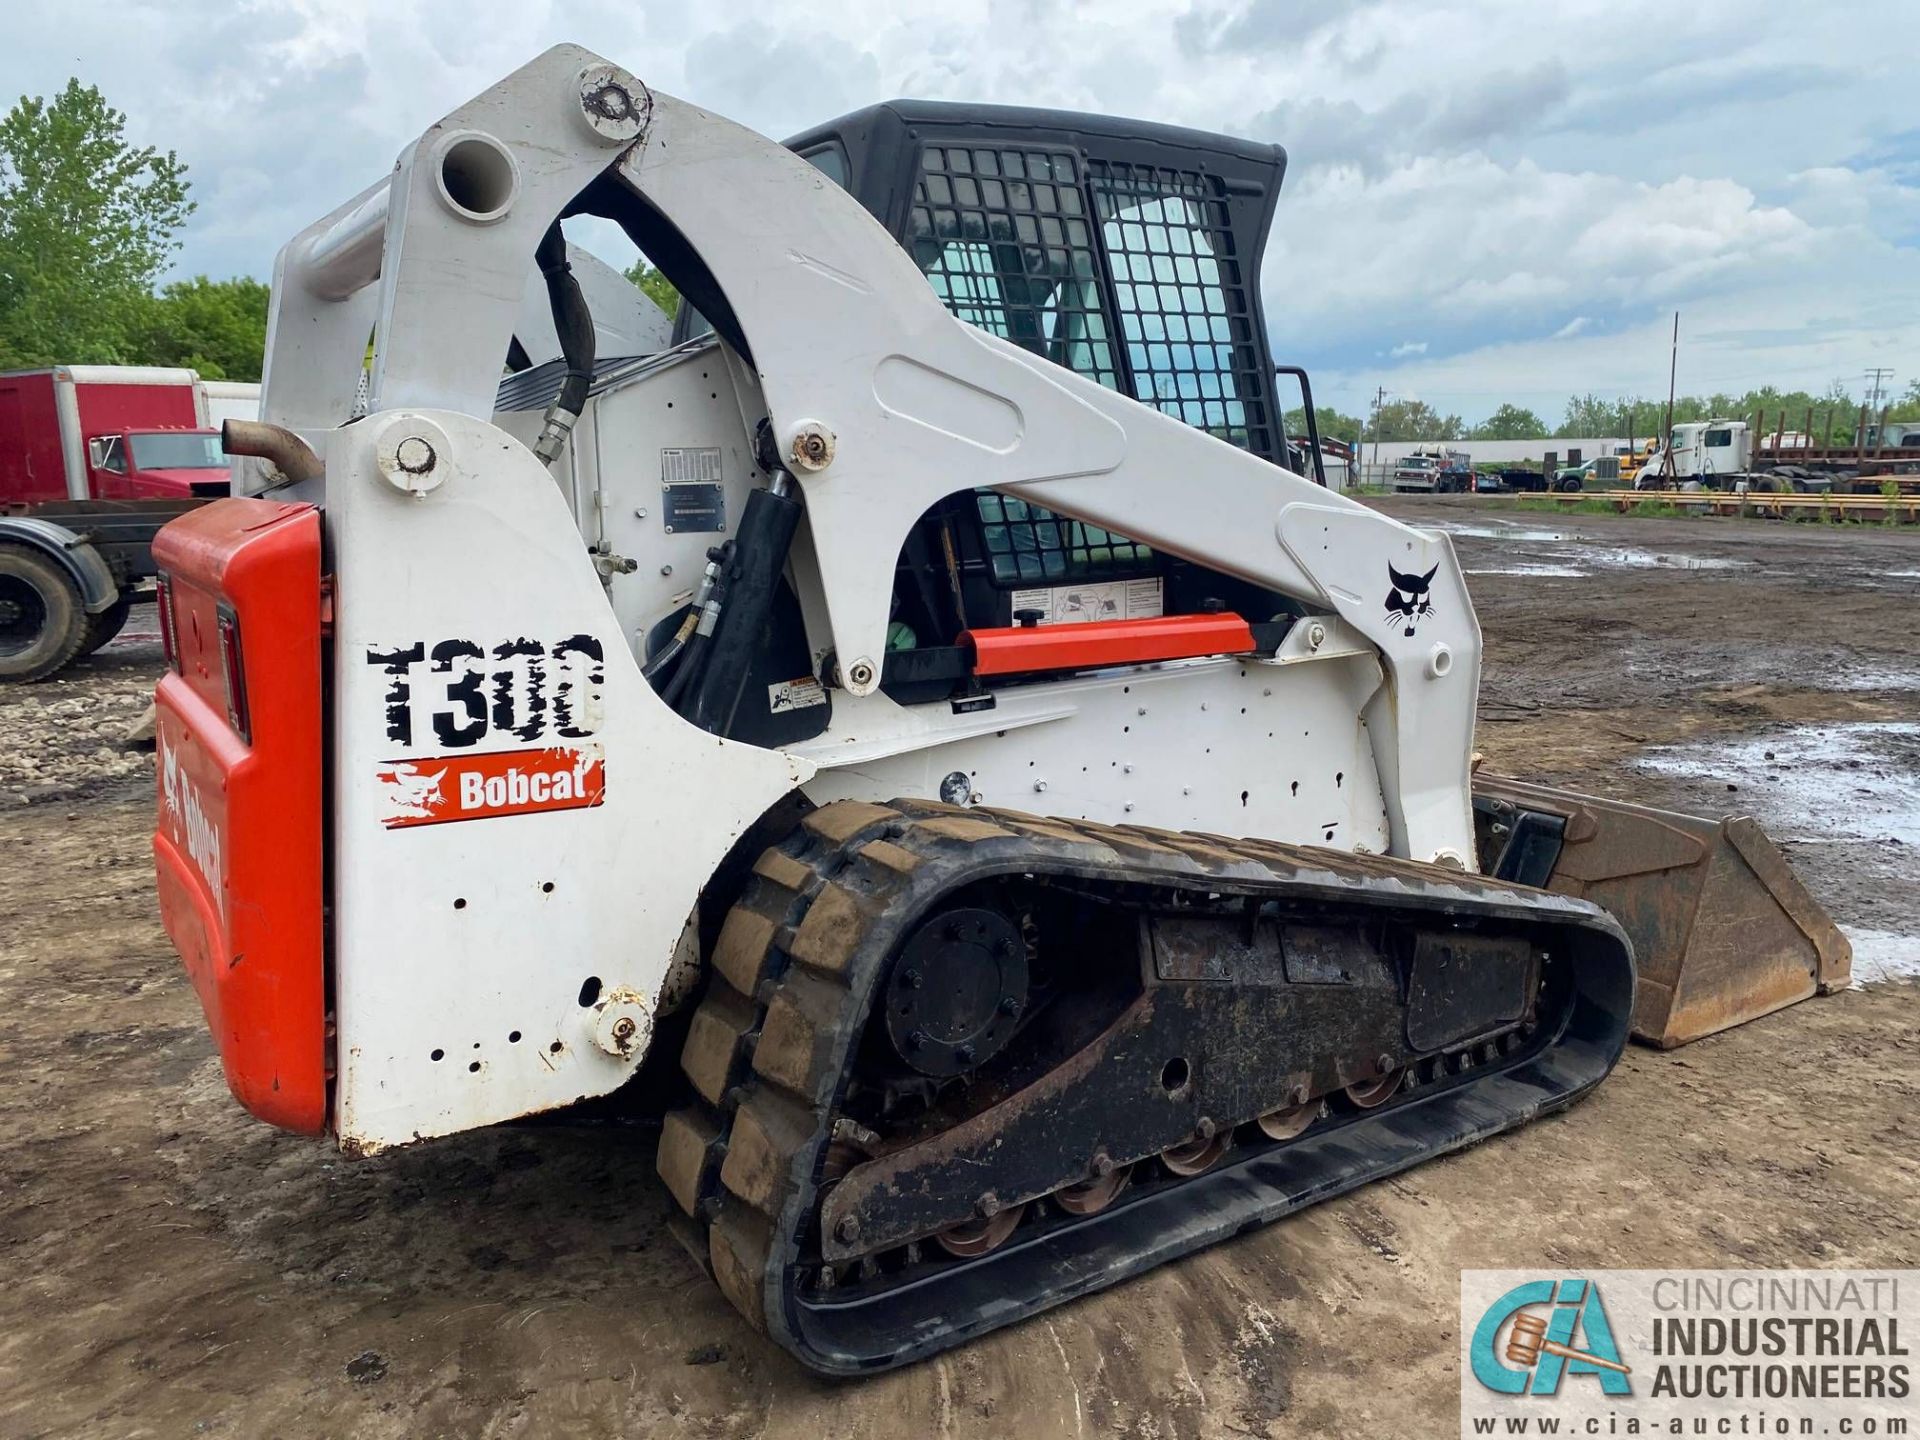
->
xmin=0 ymin=366 xmax=233 ymax=680
xmin=1637 ymin=408 xmax=1920 ymax=494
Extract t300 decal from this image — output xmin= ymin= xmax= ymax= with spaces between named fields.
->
xmin=365 ymin=634 xmax=603 ymax=749
xmin=367 ymin=635 xmax=608 ymax=828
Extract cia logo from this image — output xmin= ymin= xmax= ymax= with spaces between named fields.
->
xmin=1470 ymin=1278 xmax=1632 ymax=1397
xmin=1385 ymin=562 xmax=1438 ymax=637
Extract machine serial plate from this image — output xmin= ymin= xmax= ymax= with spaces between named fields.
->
xmin=662 ymin=481 xmax=725 ymax=534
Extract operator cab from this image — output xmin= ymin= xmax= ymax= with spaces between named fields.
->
xmin=686 ymin=101 xmax=1292 ymax=467
xmin=695 ymin=104 xmax=1307 ymax=704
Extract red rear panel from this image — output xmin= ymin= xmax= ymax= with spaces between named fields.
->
xmin=0 ymin=372 xmax=65 ymax=504
xmin=153 ymin=498 xmax=327 ymax=1134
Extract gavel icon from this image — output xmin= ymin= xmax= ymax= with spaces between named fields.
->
xmin=1505 ymin=1311 xmax=1632 ymax=1375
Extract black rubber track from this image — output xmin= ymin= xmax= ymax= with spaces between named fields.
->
xmin=660 ymin=799 xmax=1634 ymax=1376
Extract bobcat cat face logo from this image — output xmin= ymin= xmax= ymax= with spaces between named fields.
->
xmin=1385 ymin=562 xmax=1438 ymax=636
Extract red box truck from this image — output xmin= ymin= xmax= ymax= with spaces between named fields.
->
xmin=0 ymin=366 xmax=241 ymax=681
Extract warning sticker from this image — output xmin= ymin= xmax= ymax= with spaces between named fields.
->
xmin=375 ymin=746 xmax=605 ymax=829
xmin=1010 ymin=578 xmax=1164 ymax=626
xmin=768 ymin=676 xmax=828 ymax=714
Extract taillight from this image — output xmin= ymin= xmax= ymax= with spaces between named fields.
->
xmin=217 ymin=603 xmax=251 ymax=742
xmin=155 ymin=572 xmax=180 ymax=674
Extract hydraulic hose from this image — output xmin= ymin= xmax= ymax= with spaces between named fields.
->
xmin=661 ymin=631 xmax=711 ymax=708
xmin=645 ymin=552 xmax=725 ymax=687
xmin=532 ymin=223 xmax=595 ymax=464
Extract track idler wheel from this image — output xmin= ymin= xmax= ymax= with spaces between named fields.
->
xmin=1055 ymin=1159 xmax=1132 ymax=1216
xmin=1255 ymin=1097 xmax=1322 ymax=1141
xmin=934 ymin=1202 xmax=1026 ymax=1258
xmin=1343 ymin=1063 xmax=1404 ymax=1110
xmin=1160 ymin=1125 xmax=1232 ymax=1177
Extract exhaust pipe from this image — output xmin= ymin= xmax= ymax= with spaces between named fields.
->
xmin=223 ymin=419 xmax=325 ymax=486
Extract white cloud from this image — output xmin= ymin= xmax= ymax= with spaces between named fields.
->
xmin=1 ymin=0 xmax=1915 ymax=423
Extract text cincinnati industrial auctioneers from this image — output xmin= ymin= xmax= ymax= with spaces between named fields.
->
xmin=1645 ymin=1275 xmax=1909 ymax=1403
xmin=1462 ymin=1269 xmax=1916 ymax=1438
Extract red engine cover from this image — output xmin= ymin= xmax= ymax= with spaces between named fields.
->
xmin=152 ymin=498 xmax=327 ymax=1134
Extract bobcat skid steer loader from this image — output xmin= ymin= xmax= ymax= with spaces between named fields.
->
xmin=151 ymin=45 xmax=1848 ymax=1375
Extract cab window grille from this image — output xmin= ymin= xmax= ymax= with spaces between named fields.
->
xmin=1088 ymin=160 xmax=1270 ymax=455
xmin=975 ymin=492 xmax=1153 ymax=586
xmin=909 ymin=146 xmax=1120 ymax=390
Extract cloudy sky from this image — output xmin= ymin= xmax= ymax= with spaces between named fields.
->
xmin=7 ymin=0 xmax=1918 ymax=424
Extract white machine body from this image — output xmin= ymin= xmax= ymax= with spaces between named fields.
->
xmin=242 ymin=46 xmax=1482 ymax=1152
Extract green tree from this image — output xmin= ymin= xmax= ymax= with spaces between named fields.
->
xmin=1283 ymin=403 xmax=1365 ymax=445
xmin=1369 ymin=397 xmax=1464 ymax=442
xmin=132 ymin=275 xmax=269 ymax=380
xmin=0 ymin=79 xmax=193 ymax=366
xmin=623 ymin=258 xmax=679 ymax=317
xmin=1469 ymin=403 xmax=1546 ymax=440
xmin=1555 ymin=392 xmax=1624 ymax=437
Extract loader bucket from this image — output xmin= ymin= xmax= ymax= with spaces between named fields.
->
xmin=1473 ymin=775 xmax=1851 ymax=1048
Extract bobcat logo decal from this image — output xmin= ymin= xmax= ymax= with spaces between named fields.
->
xmin=1385 ymin=562 xmax=1438 ymax=637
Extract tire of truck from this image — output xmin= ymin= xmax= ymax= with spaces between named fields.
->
xmin=78 ymin=592 xmax=135 ymax=657
xmin=0 ymin=543 xmax=89 ymax=682
xmin=1558 ymin=476 xmax=1583 ymax=493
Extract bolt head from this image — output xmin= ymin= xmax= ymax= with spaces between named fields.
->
xmin=977 ymin=1191 xmax=1001 ymax=1219
xmin=1195 ymin=1116 xmax=1218 ymax=1141
xmin=1376 ymin=1053 xmax=1395 ymax=1075
xmin=788 ymin=422 xmax=836 ymax=472
xmin=907 ymin=1029 xmax=928 ymax=1051
xmin=999 ymin=996 xmax=1022 ymax=1018
xmin=394 ymin=436 xmax=435 ymax=473
xmin=835 ymin=1214 xmax=861 ymax=1244
xmin=902 ymin=968 xmax=921 ymax=990
xmin=1091 ymin=1152 xmax=1114 ymax=1178
xmin=576 ymin=63 xmax=648 ymax=144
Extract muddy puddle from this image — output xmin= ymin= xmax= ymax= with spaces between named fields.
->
xmin=1637 ymin=722 xmax=1920 ymax=845
xmin=1843 ymin=927 xmax=1920 ymax=985
xmin=1464 ymin=563 xmax=1587 ymax=577
xmin=1580 ymin=547 xmax=1747 ymax=571
xmin=1635 ymin=723 xmax=1920 ymax=986
xmin=1432 ymin=519 xmax=1749 ymax=576
xmin=1430 ymin=522 xmax=1568 ymax=542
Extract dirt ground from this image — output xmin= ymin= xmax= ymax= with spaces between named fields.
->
xmin=1 ymin=497 xmax=1915 ymax=1439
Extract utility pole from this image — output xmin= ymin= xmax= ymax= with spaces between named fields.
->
xmin=1368 ymin=386 xmax=1388 ymax=482
xmin=1864 ymin=368 xmax=1894 ymax=446
xmin=1659 ymin=312 xmax=1679 ymax=481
